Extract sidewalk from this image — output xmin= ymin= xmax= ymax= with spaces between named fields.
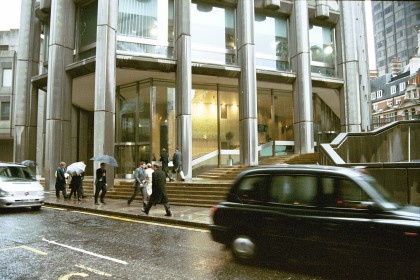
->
xmin=43 ymin=192 xmax=212 ymax=229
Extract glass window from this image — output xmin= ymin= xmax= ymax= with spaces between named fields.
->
xmin=2 ymin=69 xmax=12 ymax=87
xmin=75 ymin=1 xmax=98 ymax=60
xmin=191 ymin=85 xmax=218 ymax=160
xmin=118 ymin=84 xmax=137 ymax=142
xmin=399 ymin=82 xmax=406 ymax=92
xmin=0 ymin=101 xmax=10 ymax=121
xmin=237 ymin=175 xmax=268 ymax=202
xmin=309 ymin=24 xmax=335 ymax=77
xmin=270 ymin=175 xmax=317 ymax=206
xmin=321 ymin=177 xmax=372 ymax=208
xmin=254 ymin=13 xmax=288 ymax=71
xmin=117 ymin=0 xmax=174 ymax=58
xmin=219 ymin=87 xmax=239 ymax=155
xmin=390 ymin=85 xmax=396 ymax=95
xmin=273 ymin=91 xmax=293 ymax=141
xmin=191 ymin=2 xmax=236 ymax=65
xmin=376 ymin=90 xmax=383 ymax=98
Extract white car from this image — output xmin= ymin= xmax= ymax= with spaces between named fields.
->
xmin=0 ymin=163 xmax=44 ymax=210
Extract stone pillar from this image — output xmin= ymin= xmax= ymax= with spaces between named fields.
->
xmin=339 ymin=1 xmax=363 ymax=133
xmin=14 ymin=0 xmax=41 ymax=163
xmin=290 ymin=0 xmax=314 ymax=154
xmin=354 ymin=1 xmax=371 ymax=132
xmin=93 ymin=0 xmax=117 ymax=186
xmin=44 ymin=0 xmax=75 ymax=190
xmin=175 ymin=0 xmax=192 ymax=179
xmin=237 ymin=0 xmax=258 ymax=166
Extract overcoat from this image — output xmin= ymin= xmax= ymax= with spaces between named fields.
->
xmin=149 ymin=170 xmax=169 ymax=204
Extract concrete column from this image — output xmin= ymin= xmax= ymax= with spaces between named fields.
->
xmin=14 ymin=0 xmax=41 ymax=163
xmin=290 ymin=0 xmax=314 ymax=154
xmin=354 ymin=1 xmax=371 ymax=132
xmin=175 ymin=0 xmax=192 ymax=179
xmin=93 ymin=0 xmax=117 ymax=186
xmin=237 ymin=0 xmax=258 ymax=166
xmin=44 ymin=0 xmax=75 ymax=190
xmin=339 ymin=1 xmax=363 ymax=133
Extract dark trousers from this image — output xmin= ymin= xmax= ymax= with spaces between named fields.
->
xmin=69 ymin=185 xmax=80 ymax=199
xmin=55 ymin=184 xmax=67 ymax=199
xmin=144 ymin=195 xmax=171 ymax=215
xmin=162 ymin=166 xmax=172 ymax=180
xmin=128 ymin=186 xmax=148 ymax=207
xmin=94 ymin=182 xmax=107 ymax=203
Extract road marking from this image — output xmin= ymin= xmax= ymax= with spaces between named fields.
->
xmin=0 ymin=245 xmax=47 ymax=256
xmin=75 ymin=264 xmax=112 ymax=277
xmin=70 ymin=210 xmax=209 ymax=233
xmin=58 ymin=272 xmax=89 ymax=279
xmin=42 ymin=238 xmax=128 ymax=265
xmin=43 ymin=206 xmax=67 ymax=211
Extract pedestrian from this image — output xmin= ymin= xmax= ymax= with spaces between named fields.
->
xmin=127 ymin=162 xmax=147 ymax=207
xmin=145 ymin=163 xmax=154 ymax=199
xmin=94 ymin=163 xmax=107 ymax=205
xmin=79 ymin=171 xmax=86 ymax=198
xmin=172 ymin=147 xmax=185 ymax=181
xmin=68 ymin=172 xmax=82 ymax=201
xmin=55 ymin=162 xmax=68 ymax=199
xmin=159 ymin=148 xmax=173 ymax=182
xmin=141 ymin=164 xmax=172 ymax=216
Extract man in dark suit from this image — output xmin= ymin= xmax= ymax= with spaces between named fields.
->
xmin=94 ymin=163 xmax=107 ymax=205
xmin=141 ymin=164 xmax=172 ymax=216
xmin=159 ymin=148 xmax=173 ymax=182
xmin=55 ymin=162 xmax=68 ymax=199
xmin=172 ymin=147 xmax=185 ymax=181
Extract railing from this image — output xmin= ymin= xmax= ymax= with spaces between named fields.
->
xmin=370 ymin=114 xmax=420 ymax=130
xmin=319 ymin=120 xmax=420 ymax=206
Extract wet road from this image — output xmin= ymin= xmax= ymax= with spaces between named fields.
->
xmin=1 ymin=206 xmax=418 ymax=280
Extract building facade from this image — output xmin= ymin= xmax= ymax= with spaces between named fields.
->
xmin=370 ymin=59 xmax=420 ymax=129
xmin=15 ymin=0 xmax=370 ymax=190
xmin=371 ymin=0 xmax=420 ymax=76
xmin=0 ymin=29 xmax=19 ymax=162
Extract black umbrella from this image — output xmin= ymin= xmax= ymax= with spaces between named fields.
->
xmin=21 ymin=160 xmax=36 ymax=167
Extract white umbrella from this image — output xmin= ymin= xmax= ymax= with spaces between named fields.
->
xmin=66 ymin=161 xmax=86 ymax=175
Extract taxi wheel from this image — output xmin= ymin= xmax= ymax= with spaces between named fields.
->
xmin=231 ymin=235 xmax=257 ymax=262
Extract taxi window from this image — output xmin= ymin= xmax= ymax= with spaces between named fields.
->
xmin=321 ymin=177 xmax=373 ymax=209
xmin=270 ymin=175 xmax=317 ymax=206
xmin=237 ymin=176 xmax=267 ymax=202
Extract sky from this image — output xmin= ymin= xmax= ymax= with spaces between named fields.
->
xmin=0 ymin=0 xmax=376 ymax=69
xmin=0 ymin=0 xmax=21 ymax=31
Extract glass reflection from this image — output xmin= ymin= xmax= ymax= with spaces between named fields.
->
xmin=191 ymin=2 xmax=236 ymax=65
xmin=309 ymin=24 xmax=335 ymax=76
xmin=255 ymin=14 xmax=289 ymax=71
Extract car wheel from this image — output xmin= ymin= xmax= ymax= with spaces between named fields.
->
xmin=31 ymin=206 xmax=41 ymax=211
xmin=231 ymin=235 xmax=257 ymax=261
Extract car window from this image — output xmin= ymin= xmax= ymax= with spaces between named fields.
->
xmin=321 ymin=177 xmax=373 ymax=209
xmin=0 ymin=166 xmax=35 ymax=180
xmin=269 ymin=175 xmax=317 ymax=206
xmin=237 ymin=175 xmax=267 ymax=202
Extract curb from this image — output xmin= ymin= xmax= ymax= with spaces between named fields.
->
xmin=44 ymin=202 xmax=210 ymax=230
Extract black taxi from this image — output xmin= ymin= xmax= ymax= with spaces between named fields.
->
xmin=210 ymin=165 xmax=420 ymax=262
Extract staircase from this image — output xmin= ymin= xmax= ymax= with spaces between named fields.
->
xmin=41 ymin=153 xmax=319 ymax=208
xmin=52 ymin=178 xmax=232 ymax=208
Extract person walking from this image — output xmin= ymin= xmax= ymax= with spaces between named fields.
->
xmin=172 ymin=147 xmax=185 ymax=181
xmin=141 ymin=164 xmax=172 ymax=216
xmin=145 ymin=163 xmax=154 ymax=199
xmin=127 ymin=162 xmax=147 ymax=207
xmin=55 ymin=162 xmax=68 ymax=199
xmin=68 ymin=172 xmax=82 ymax=201
xmin=159 ymin=148 xmax=173 ymax=182
xmin=94 ymin=163 xmax=107 ymax=205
